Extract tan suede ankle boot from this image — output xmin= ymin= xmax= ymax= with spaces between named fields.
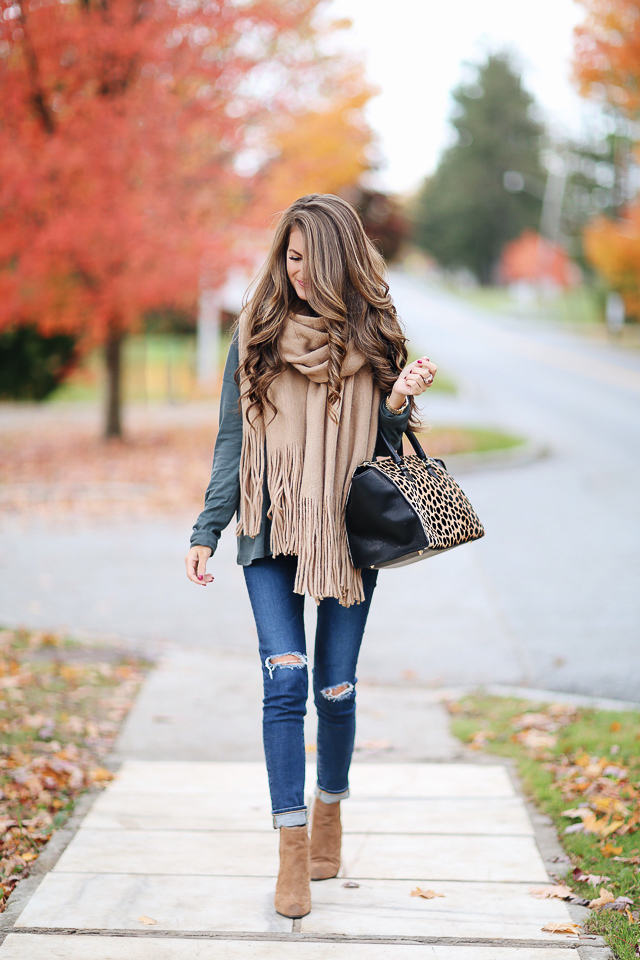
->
xmin=310 ymin=798 xmax=341 ymax=880
xmin=274 ymin=825 xmax=311 ymax=918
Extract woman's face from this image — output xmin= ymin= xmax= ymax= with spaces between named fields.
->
xmin=286 ymin=227 xmax=307 ymax=300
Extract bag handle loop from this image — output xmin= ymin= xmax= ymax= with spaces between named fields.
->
xmin=377 ymin=428 xmax=439 ymax=478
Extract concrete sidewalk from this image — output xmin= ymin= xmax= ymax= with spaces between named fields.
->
xmin=0 ymin=651 xmax=611 ymax=960
xmin=0 ymin=759 xmax=599 ymax=958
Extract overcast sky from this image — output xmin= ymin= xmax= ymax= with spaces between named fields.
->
xmin=330 ymin=0 xmax=591 ymax=194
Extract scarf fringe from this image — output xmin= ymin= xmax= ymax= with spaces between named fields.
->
xmin=236 ymin=418 xmax=265 ymax=539
xmin=267 ymin=446 xmax=364 ymax=607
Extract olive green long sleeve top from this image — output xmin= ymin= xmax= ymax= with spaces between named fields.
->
xmin=190 ymin=335 xmax=411 ymax=565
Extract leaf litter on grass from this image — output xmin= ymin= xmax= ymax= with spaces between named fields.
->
xmin=0 ymin=627 xmax=148 ymax=911
xmin=448 ymin=694 xmax=640 ymax=958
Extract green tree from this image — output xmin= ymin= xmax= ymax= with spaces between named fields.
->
xmin=413 ymin=55 xmax=544 ymax=284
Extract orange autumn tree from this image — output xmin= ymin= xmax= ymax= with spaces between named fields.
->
xmin=259 ymin=85 xmax=374 ymax=209
xmin=0 ymin=0 xmax=359 ymax=435
xmin=574 ymin=0 xmax=640 ymax=318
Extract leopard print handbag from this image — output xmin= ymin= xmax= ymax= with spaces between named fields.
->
xmin=345 ymin=428 xmax=485 ymax=570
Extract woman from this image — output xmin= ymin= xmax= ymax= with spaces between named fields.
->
xmin=185 ymin=194 xmax=437 ymax=919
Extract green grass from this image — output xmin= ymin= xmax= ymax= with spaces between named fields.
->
xmin=451 ymin=695 xmax=640 ymax=958
xmin=0 ymin=626 xmax=149 ymax=911
xmin=451 ymin=285 xmax=603 ymax=325
xmin=50 ymin=334 xmax=201 ymax=404
xmin=417 ymin=426 xmax=525 ymax=459
xmin=454 ymin=427 xmax=523 ymax=452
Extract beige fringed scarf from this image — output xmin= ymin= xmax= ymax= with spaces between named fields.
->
xmin=236 ymin=312 xmax=380 ymax=606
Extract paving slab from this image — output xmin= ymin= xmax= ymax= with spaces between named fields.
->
xmin=52 ymin=828 xmax=546 ymax=883
xmin=4 ymin=761 xmax=590 ymax=957
xmin=114 ymin=648 xmax=460 ymax=763
xmin=14 ymin=874 xmax=290 ymax=933
xmin=83 ymin=794 xmax=533 ymax=836
xmin=341 ymin=833 xmax=548 ymax=882
xmin=104 ymin=761 xmax=515 ymax=799
xmin=0 ymin=935 xmax=584 ymax=960
xmin=301 ymin=877 xmax=574 ymax=940
xmin=340 ymin=763 xmax=515 ymax=798
xmin=52 ymin=828 xmax=280 ymax=876
xmin=342 ymin=797 xmax=533 ymax=835
xmin=14 ymin=874 xmax=572 ymax=941
xmin=82 ymin=790 xmax=274 ymax=831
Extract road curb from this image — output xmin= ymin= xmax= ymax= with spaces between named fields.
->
xmin=443 ymin=438 xmax=550 ymax=474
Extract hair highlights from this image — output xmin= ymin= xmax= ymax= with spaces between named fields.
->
xmin=238 ymin=193 xmax=414 ymax=426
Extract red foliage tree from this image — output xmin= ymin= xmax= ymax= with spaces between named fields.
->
xmin=0 ymin=0 xmax=355 ymax=435
xmin=573 ymin=0 xmax=640 ymax=318
xmin=499 ymin=230 xmax=580 ymax=289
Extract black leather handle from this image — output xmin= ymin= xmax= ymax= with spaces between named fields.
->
xmin=404 ymin=429 xmax=429 ymax=462
xmin=378 ymin=427 xmax=428 ymax=462
xmin=378 ymin=429 xmax=403 ymax=465
xmin=377 ymin=428 xmax=441 ymax=478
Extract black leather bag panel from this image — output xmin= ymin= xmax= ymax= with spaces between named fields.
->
xmin=345 ymin=466 xmax=428 ymax=568
xmin=345 ymin=428 xmax=485 ymax=571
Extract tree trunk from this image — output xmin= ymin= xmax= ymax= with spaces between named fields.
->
xmin=105 ymin=330 xmax=123 ymax=439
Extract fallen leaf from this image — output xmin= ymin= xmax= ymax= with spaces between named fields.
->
xmin=591 ymin=796 xmax=630 ymax=817
xmin=602 ymin=765 xmax=628 ymax=778
xmin=572 ymin=868 xmax=611 ymax=886
xmin=626 ymin=907 xmax=636 ymax=924
xmin=410 ymin=887 xmax=445 ymax=899
xmin=530 ymin=885 xmax=574 ymax=900
xmin=468 ymin=730 xmax=494 ymax=750
xmin=518 ymin=729 xmax=557 ymax=749
xmin=541 ymin=922 xmax=581 ymax=935
xmin=578 ymin=812 xmax=625 ymax=838
xmin=89 ymin=767 xmax=114 ymax=783
xmin=513 ymin=712 xmax=558 ymax=731
xmin=610 ymin=721 xmax=622 ymax=732
xmin=589 ymin=887 xmax=616 ymax=909
xmin=597 ymin=897 xmax=634 ymax=913
xmin=21 ymin=851 xmax=38 ymax=862
xmin=342 ymin=881 xmax=359 ymax=888
xmin=137 ymin=915 xmax=156 ymax=925
xmin=601 ymin=843 xmax=624 ymax=858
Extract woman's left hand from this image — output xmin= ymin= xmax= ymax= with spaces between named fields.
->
xmin=388 ymin=356 xmax=437 ymax=409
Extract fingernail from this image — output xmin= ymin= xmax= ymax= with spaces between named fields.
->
xmin=198 ymin=575 xmax=203 ymax=580
xmin=417 ymin=360 xmax=423 ymax=364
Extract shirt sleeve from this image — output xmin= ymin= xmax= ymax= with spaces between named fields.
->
xmin=375 ymin=395 xmax=411 ymax=457
xmin=190 ymin=334 xmax=242 ymax=555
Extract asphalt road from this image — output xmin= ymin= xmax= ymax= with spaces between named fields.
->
xmin=383 ymin=271 xmax=640 ymax=699
xmin=1 ymin=272 xmax=639 ymax=700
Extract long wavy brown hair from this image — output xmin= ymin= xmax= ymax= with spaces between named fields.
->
xmin=238 ymin=193 xmax=416 ymax=426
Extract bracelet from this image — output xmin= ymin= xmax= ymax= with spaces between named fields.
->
xmin=384 ymin=395 xmax=408 ymax=415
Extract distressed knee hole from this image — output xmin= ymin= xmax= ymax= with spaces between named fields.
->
xmin=264 ymin=651 xmax=307 ymax=679
xmin=321 ymin=681 xmax=355 ymax=701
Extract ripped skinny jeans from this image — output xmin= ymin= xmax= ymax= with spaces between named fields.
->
xmin=243 ymin=554 xmax=378 ymax=828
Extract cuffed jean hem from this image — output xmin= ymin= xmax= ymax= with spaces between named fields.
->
xmin=272 ymin=808 xmax=308 ymax=829
xmin=315 ymin=785 xmax=350 ymax=804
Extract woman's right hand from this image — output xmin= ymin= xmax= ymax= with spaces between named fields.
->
xmin=185 ymin=545 xmax=214 ymax=585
